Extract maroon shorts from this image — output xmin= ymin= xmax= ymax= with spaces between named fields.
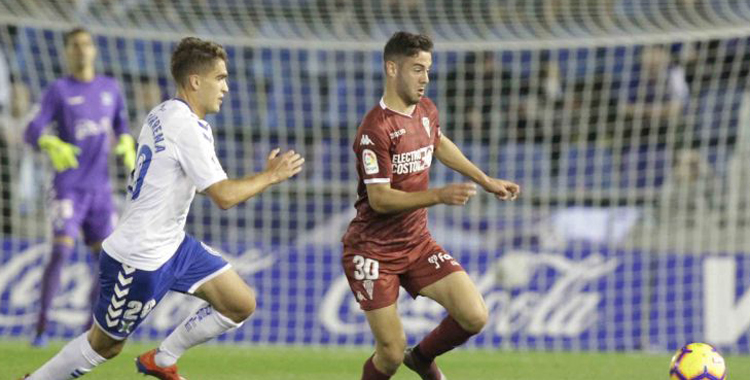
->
xmin=342 ymin=238 xmax=464 ymax=311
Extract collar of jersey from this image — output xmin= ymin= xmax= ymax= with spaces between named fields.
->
xmin=379 ymin=97 xmax=415 ymax=118
xmin=172 ymin=97 xmax=194 ymax=113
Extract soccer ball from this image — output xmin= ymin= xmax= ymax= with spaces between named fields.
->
xmin=669 ymin=343 xmax=726 ymax=380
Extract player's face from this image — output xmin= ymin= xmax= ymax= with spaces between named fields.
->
xmin=64 ymin=32 xmax=96 ymax=72
xmin=395 ymin=51 xmax=432 ymax=105
xmin=198 ymin=59 xmax=229 ymax=115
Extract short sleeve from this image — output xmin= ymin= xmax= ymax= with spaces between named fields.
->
xmin=355 ymin=119 xmax=392 ymax=185
xmin=174 ymin=120 xmax=228 ymax=191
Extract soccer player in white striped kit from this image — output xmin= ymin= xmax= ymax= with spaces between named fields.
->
xmin=21 ymin=37 xmax=304 ymax=380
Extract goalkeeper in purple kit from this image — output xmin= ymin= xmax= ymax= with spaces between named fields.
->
xmin=24 ymin=27 xmax=135 ymax=346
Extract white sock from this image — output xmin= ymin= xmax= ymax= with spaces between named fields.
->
xmin=28 ymin=332 xmax=107 ymax=379
xmin=155 ymin=303 xmax=243 ymax=368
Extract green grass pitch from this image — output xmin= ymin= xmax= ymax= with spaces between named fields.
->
xmin=2 ymin=339 xmax=748 ymax=379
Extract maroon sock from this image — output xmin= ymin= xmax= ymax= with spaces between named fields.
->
xmin=417 ymin=316 xmax=475 ymax=361
xmin=362 ymin=355 xmax=391 ymax=380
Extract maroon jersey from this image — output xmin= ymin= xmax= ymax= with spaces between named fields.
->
xmin=342 ymin=97 xmax=442 ymax=254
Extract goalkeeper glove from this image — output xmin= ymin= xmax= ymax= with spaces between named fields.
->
xmin=38 ymin=135 xmax=81 ymax=172
xmin=114 ymin=134 xmax=136 ymax=172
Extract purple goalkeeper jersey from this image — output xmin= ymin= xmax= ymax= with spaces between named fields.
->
xmin=25 ymin=75 xmax=128 ymax=191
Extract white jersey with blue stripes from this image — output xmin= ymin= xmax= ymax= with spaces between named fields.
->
xmin=103 ymin=99 xmax=227 ymax=270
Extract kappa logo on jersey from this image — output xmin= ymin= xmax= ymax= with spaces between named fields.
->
xmin=389 ymin=128 xmax=406 ymax=139
xmin=422 ymin=117 xmax=431 ymax=138
xmin=392 ymin=145 xmax=434 ymax=175
xmin=360 ymin=134 xmax=374 ymax=146
xmin=363 ymin=149 xmax=379 ymax=175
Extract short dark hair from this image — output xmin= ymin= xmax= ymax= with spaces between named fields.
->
xmin=170 ymin=37 xmax=228 ymax=87
xmin=63 ymin=27 xmax=90 ymax=46
xmin=383 ymin=32 xmax=433 ymax=63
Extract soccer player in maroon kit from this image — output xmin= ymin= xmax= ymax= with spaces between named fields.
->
xmin=342 ymin=31 xmax=520 ymax=380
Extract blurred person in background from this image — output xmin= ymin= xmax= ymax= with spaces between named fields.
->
xmin=444 ymin=51 xmax=506 ymax=143
xmin=23 ymin=27 xmax=136 ymax=347
xmin=616 ymin=44 xmax=689 ymax=149
xmin=5 ymin=79 xmax=46 ymax=218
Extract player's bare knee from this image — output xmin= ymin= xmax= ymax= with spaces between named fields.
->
xmin=89 ymin=337 xmax=125 ymax=359
xmin=377 ymin=347 xmax=404 ymax=370
xmin=98 ymin=342 xmax=125 ymax=359
xmin=225 ymin=291 xmax=256 ymax=323
xmin=88 ymin=326 xmax=125 ymax=359
xmin=237 ymin=293 xmax=256 ymax=321
xmin=459 ymin=307 xmax=489 ymax=334
xmin=377 ymin=336 xmax=406 ymax=368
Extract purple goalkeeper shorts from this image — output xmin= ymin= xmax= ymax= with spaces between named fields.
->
xmin=50 ymin=187 xmax=116 ymax=245
xmin=92 ymin=234 xmax=231 ymax=340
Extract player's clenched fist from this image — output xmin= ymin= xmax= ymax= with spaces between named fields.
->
xmin=482 ymin=178 xmax=520 ymax=201
xmin=438 ymin=183 xmax=477 ymax=205
xmin=265 ymin=148 xmax=305 ymax=184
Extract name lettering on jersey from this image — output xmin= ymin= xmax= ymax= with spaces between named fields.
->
xmin=67 ymin=96 xmax=85 ymax=106
xmin=392 ymin=145 xmax=434 ymax=175
xmin=363 ymin=149 xmax=379 ymax=175
xmin=75 ymin=117 xmax=111 ymax=140
xmin=360 ymin=134 xmax=374 ymax=146
xmin=389 ymin=128 xmax=406 ymax=140
xmin=146 ymin=113 xmax=166 ymax=153
xmin=422 ymin=117 xmax=431 ymax=138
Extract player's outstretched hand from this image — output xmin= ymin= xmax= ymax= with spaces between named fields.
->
xmin=265 ymin=148 xmax=305 ymax=184
xmin=438 ymin=183 xmax=477 ymax=205
xmin=38 ymin=135 xmax=81 ymax=172
xmin=483 ymin=178 xmax=520 ymax=201
xmin=114 ymin=134 xmax=136 ymax=172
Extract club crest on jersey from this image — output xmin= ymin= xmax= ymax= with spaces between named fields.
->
xmin=360 ymin=134 xmax=374 ymax=146
xmin=422 ymin=117 xmax=430 ymax=138
xmin=363 ymin=149 xmax=379 ymax=175
xmin=101 ymin=92 xmax=114 ymax=106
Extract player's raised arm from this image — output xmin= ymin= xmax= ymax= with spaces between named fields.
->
xmin=434 ymin=134 xmax=520 ymax=200
xmin=205 ymin=148 xmax=304 ymax=210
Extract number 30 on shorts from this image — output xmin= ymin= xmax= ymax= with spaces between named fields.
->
xmin=352 ymin=255 xmax=379 ymax=280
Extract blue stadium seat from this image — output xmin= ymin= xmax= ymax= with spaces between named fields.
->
xmin=560 ymin=146 xmax=615 ymax=190
xmin=496 ymin=143 xmax=551 ymax=190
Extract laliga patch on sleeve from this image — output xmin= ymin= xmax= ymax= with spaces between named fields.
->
xmin=363 ymin=149 xmax=379 ymax=175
